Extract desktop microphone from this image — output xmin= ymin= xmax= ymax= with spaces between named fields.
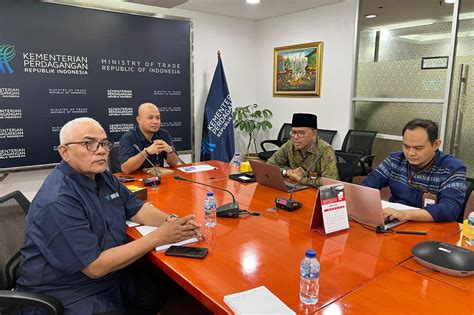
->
xmin=174 ymin=174 xmax=240 ymax=218
xmin=133 ymin=144 xmax=161 ymax=187
xmin=275 ymin=154 xmax=322 ymax=211
xmin=170 ymin=146 xmax=186 ymax=165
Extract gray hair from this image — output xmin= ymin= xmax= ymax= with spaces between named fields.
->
xmin=59 ymin=117 xmax=102 ymax=144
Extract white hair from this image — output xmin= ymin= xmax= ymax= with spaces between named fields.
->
xmin=59 ymin=117 xmax=102 ymax=144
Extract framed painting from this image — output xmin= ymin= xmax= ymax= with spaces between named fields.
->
xmin=273 ymin=42 xmax=323 ymax=97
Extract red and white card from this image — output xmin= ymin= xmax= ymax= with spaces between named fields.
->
xmin=310 ymin=184 xmax=349 ymax=235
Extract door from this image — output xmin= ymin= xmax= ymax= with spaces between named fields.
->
xmin=444 ymin=0 xmax=474 ymax=177
xmin=353 ymin=0 xmax=474 ymax=177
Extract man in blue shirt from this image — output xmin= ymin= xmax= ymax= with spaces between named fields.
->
xmin=363 ymin=119 xmax=466 ymax=222
xmin=17 ymin=117 xmax=202 ymax=314
xmin=119 ymin=102 xmax=179 ymax=174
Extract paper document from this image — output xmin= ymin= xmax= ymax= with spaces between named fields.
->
xmin=178 ymin=164 xmax=216 ymax=173
xmin=135 ymin=225 xmax=198 ymax=251
xmin=223 ymin=286 xmax=295 ymax=315
xmin=381 ymin=200 xmax=418 ymax=211
xmin=126 ymin=220 xmax=140 ymax=227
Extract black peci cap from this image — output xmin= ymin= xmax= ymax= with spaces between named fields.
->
xmin=291 ymin=113 xmax=317 ymax=129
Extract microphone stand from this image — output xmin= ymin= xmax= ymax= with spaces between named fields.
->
xmin=171 ymin=147 xmax=186 ymax=165
xmin=174 ymin=174 xmax=240 ymax=218
xmin=133 ymin=144 xmax=160 ymax=191
xmin=275 ymin=154 xmax=322 ymax=211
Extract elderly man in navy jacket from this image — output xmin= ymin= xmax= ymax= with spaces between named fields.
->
xmin=17 ymin=117 xmax=202 ymax=314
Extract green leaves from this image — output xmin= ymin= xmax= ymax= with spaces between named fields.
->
xmin=232 ymin=104 xmax=273 ymax=154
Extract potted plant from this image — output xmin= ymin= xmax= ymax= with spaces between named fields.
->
xmin=233 ymin=104 xmax=273 ymax=159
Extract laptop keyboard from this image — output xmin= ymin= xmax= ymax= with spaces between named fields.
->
xmin=384 ymin=217 xmax=400 ymax=225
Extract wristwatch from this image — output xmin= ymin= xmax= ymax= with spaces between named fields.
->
xmin=281 ymin=169 xmax=288 ymax=177
xmin=165 ymin=213 xmax=179 ymax=222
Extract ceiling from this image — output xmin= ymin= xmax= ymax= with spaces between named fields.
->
xmin=45 ymin=0 xmax=474 ymax=26
xmin=175 ymin=0 xmax=343 ymax=20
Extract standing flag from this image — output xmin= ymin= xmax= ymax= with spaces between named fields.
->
xmin=200 ymin=51 xmax=235 ymax=162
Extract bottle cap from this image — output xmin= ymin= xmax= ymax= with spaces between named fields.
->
xmin=305 ymin=249 xmax=316 ymax=258
xmin=207 ymin=192 xmax=214 ymax=196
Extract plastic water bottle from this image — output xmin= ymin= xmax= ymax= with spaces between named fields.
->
xmin=465 ymin=211 xmax=474 ymax=246
xmin=299 ymin=249 xmax=320 ymax=305
xmin=204 ymin=192 xmax=217 ymax=227
xmin=230 ymin=153 xmax=242 ymax=174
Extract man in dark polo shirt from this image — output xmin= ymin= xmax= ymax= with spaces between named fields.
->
xmin=119 ymin=102 xmax=178 ymax=174
xmin=17 ymin=117 xmax=202 ymax=314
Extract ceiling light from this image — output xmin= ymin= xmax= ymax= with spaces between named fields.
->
xmin=246 ymin=0 xmax=260 ymax=4
xmin=444 ymin=0 xmax=455 ymax=3
xmin=365 ymin=14 xmax=377 ymax=19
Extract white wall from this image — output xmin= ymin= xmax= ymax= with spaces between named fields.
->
xmin=0 ymin=1 xmax=358 ymax=198
xmin=255 ymin=0 xmax=357 ymax=150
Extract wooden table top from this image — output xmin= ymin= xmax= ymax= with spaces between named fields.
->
xmin=124 ymin=161 xmax=470 ymax=314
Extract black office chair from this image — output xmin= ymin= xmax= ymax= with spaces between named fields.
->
xmin=335 ymin=152 xmax=363 ymax=183
xmin=317 ymin=129 xmax=337 ymax=145
xmin=0 ymin=191 xmax=63 ymax=315
xmin=456 ymin=177 xmax=474 ymax=223
xmin=108 ymin=142 xmax=121 ymax=173
xmin=336 ymin=129 xmax=378 ymax=180
xmin=258 ymin=123 xmax=292 ymax=161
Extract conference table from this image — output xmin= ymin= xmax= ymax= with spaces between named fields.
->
xmin=123 ymin=160 xmax=473 ymax=314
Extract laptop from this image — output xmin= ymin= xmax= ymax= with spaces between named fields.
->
xmin=321 ymin=178 xmax=405 ymax=230
xmin=249 ymin=160 xmax=308 ymax=192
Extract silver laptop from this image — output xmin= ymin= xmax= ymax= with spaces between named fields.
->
xmin=249 ymin=160 xmax=309 ymax=192
xmin=321 ymin=178 xmax=405 ymax=230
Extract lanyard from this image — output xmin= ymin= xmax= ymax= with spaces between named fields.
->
xmin=407 ymin=155 xmax=436 ymax=194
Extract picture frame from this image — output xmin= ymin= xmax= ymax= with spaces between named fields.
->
xmin=273 ymin=42 xmax=323 ymax=97
xmin=421 ymin=56 xmax=449 ymax=70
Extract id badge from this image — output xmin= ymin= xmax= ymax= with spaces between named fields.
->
xmin=422 ymin=192 xmax=437 ymax=208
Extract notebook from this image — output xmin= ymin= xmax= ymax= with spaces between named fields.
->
xmin=320 ymin=178 xmax=407 ymax=230
xmin=223 ymin=286 xmax=295 ymax=315
xmin=249 ymin=160 xmax=308 ymax=192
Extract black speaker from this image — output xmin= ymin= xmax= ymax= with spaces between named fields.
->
xmin=411 ymin=241 xmax=474 ymax=277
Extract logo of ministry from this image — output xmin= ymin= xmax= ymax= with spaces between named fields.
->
xmin=0 ymin=45 xmax=15 ymax=74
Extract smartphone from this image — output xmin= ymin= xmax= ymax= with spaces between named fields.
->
xmin=117 ymin=175 xmax=136 ymax=183
xmin=164 ymin=246 xmax=208 ymax=259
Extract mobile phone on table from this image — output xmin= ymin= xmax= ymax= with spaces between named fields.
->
xmin=117 ymin=175 xmax=136 ymax=183
xmin=164 ymin=246 xmax=208 ymax=259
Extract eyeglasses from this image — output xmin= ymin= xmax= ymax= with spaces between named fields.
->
xmin=64 ymin=140 xmax=114 ymax=152
xmin=290 ymin=129 xmax=314 ymax=138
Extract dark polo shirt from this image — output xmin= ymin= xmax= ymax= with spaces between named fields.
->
xmin=118 ymin=125 xmax=173 ymax=169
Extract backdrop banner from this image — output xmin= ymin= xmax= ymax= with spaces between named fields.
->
xmin=0 ymin=0 xmax=191 ymax=170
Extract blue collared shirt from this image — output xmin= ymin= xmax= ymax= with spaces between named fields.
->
xmin=17 ymin=161 xmax=143 ymax=314
xmin=362 ymin=150 xmax=467 ymax=221
xmin=118 ymin=125 xmax=173 ymax=169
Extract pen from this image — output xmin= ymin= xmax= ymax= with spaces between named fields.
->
xmin=395 ymin=230 xmax=427 ymax=235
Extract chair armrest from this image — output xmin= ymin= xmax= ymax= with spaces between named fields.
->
xmin=360 ymin=154 xmax=375 ymax=166
xmin=0 ymin=290 xmax=63 ymax=315
xmin=260 ymin=140 xmax=281 ymax=152
xmin=359 ymin=154 xmax=375 ymax=174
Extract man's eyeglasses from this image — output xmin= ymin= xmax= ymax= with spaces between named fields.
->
xmin=64 ymin=140 xmax=114 ymax=152
xmin=290 ymin=129 xmax=315 ymax=138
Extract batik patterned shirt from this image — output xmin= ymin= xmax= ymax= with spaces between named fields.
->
xmin=267 ymin=139 xmax=338 ymax=187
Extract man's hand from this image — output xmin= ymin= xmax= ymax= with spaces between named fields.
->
xmin=382 ymin=207 xmax=409 ymax=221
xmin=287 ymin=167 xmax=305 ymax=182
xmin=151 ymin=215 xmax=203 ymax=245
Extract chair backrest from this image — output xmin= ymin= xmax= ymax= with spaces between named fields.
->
xmin=0 ymin=191 xmax=29 ymax=290
xmin=335 ymin=152 xmax=362 ymax=183
xmin=108 ymin=142 xmax=121 ymax=173
xmin=341 ymin=129 xmax=378 ymax=156
xmin=317 ymin=129 xmax=337 ymax=145
xmin=277 ymin=123 xmax=292 ymax=145
xmin=458 ymin=177 xmax=474 ymax=223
